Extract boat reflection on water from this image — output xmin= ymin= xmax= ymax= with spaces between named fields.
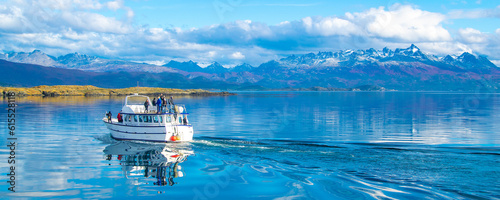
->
xmin=103 ymin=141 xmax=194 ymax=186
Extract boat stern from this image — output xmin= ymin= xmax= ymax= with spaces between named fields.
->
xmin=172 ymin=125 xmax=194 ymax=142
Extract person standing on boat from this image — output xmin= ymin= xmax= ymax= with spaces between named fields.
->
xmin=169 ymin=96 xmax=174 ymax=105
xmin=156 ymin=97 xmax=162 ymax=113
xmin=152 ymin=97 xmax=157 ymax=106
xmin=161 ymin=95 xmax=167 ymax=112
xmin=167 ymin=96 xmax=174 ymax=112
xmin=144 ymin=99 xmax=149 ymax=113
xmin=117 ymin=112 xmax=123 ymax=123
xmin=107 ymin=111 xmax=112 ymax=122
xmin=162 ymin=96 xmax=166 ymax=112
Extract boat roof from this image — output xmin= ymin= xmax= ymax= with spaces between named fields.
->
xmin=124 ymin=94 xmax=151 ymax=106
xmin=120 ymin=94 xmax=152 ymax=114
xmin=119 ymin=94 xmax=188 ymax=115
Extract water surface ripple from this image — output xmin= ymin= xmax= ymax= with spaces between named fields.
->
xmin=0 ymin=92 xmax=498 ymax=199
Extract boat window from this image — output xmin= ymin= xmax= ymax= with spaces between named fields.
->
xmin=153 ymin=116 xmax=159 ymax=123
xmin=166 ymin=115 xmax=172 ymax=123
xmin=134 ymin=115 xmax=138 ymax=122
xmin=178 ymin=116 xmax=183 ymax=123
xmin=159 ymin=116 xmax=163 ymax=123
xmin=139 ymin=116 xmax=143 ymax=122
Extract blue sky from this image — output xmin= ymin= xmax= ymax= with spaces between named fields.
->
xmin=129 ymin=0 xmax=498 ymax=32
xmin=0 ymin=0 xmax=499 ymax=66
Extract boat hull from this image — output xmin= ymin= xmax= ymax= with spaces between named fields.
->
xmin=104 ymin=120 xmax=194 ymax=142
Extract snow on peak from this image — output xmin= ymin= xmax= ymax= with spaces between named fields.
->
xmin=278 ymin=45 xmax=432 ymax=67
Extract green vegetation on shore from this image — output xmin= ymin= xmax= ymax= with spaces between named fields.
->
xmin=1 ymin=85 xmax=233 ymax=97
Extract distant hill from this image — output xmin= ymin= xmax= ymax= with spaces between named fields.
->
xmin=0 ymin=60 xmax=245 ymax=89
xmin=0 ymin=85 xmax=230 ymax=96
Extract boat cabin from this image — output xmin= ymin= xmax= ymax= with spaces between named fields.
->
xmin=118 ymin=94 xmax=190 ymax=126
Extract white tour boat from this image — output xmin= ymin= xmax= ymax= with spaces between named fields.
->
xmin=103 ymin=94 xmax=194 ymax=142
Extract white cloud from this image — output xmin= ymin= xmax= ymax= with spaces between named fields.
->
xmin=350 ymin=4 xmax=451 ymax=42
xmin=491 ymin=60 xmax=500 ymax=67
xmin=302 ymin=16 xmax=358 ymax=36
xmin=292 ymin=4 xmax=451 ymax=42
xmin=126 ymin=7 xmax=134 ymax=18
xmin=207 ymin=51 xmax=217 ymax=58
xmin=197 ymin=62 xmax=211 ymax=68
xmin=448 ymin=5 xmax=500 ymax=19
xmin=230 ymin=52 xmax=245 ymax=59
xmin=0 ymin=5 xmax=26 ymax=32
xmin=0 ymin=0 xmax=132 ymax=34
xmin=73 ymin=0 xmax=103 ymax=10
xmin=0 ymin=1 xmax=499 ymax=66
xmin=140 ymin=60 xmax=166 ymax=66
xmin=458 ymin=28 xmax=487 ymax=43
xmin=175 ymin=4 xmax=454 ymax=57
xmin=61 ymin=11 xmax=130 ymax=33
xmin=142 ymin=28 xmax=171 ymax=42
xmin=106 ymin=0 xmax=123 ymax=11
xmin=417 ymin=42 xmax=473 ymax=56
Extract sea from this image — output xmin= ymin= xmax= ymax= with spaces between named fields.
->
xmin=1 ymin=91 xmax=499 ymax=199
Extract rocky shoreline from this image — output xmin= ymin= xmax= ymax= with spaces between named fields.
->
xmin=1 ymin=85 xmax=235 ymax=97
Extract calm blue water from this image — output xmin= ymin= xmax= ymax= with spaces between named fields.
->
xmin=1 ymin=92 xmax=499 ymax=199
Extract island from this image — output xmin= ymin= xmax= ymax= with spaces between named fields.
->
xmin=0 ymin=85 xmax=234 ymax=97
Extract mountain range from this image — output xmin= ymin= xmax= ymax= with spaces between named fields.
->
xmin=1 ymin=45 xmax=499 ymax=91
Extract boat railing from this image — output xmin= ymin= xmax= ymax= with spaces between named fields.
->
xmin=172 ymin=104 xmax=187 ymax=114
xmin=141 ymin=104 xmax=188 ymax=114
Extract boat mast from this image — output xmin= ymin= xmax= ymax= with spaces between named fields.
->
xmin=136 ymin=81 xmax=139 ymax=94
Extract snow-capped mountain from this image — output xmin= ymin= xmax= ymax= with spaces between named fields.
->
xmin=1 ymin=45 xmax=498 ymax=91
xmin=164 ymin=60 xmax=203 ymax=72
xmin=0 ymin=50 xmax=62 ymax=67
xmin=56 ymin=52 xmax=102 ymax=68
xmin=0 ymin=50 xmax=176 ymax=73
xmin=204 ymin=62 xmax=228 ymax=73
xmin=2 ymin=45 xmax=495 ymax=74
xmin=242 ymin=44 xmax=499 ymax=90
xmin=277 ymin=44 xmax=492 ymax=68
xmin=232 ymin=63 xmax=254 ymax=72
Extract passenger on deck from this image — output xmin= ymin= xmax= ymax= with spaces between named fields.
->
xmin=156 ymin=97 xmax=162 ymax=113
xmin=152 ymin=98 xmax=157 ymax=106
xmin=117 ymin=112 xmax=123 ymax=123
xmin=167 ymin=96 xmax=174 ymax=112
xmin=144 ymin=100 xmax=149 ymax=113
xmin=107 ymin=111 xmax=112 ymax=122
xmin=169 ymin=96 xmax=174 ymax=105
xmin=161 ymin=95 xmax=166 ymax=111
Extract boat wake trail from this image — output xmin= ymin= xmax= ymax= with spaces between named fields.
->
xmin=191 ymin=135 xmax=500 ymax=199
xmin=93 ymin=133 xmax=116 ymax=144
